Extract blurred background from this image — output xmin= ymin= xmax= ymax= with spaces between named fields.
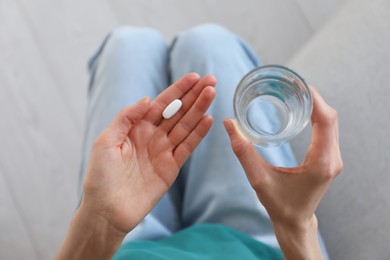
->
xmin=1 ymin=0 xmax=389 ymax=259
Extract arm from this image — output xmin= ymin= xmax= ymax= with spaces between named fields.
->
xmin=273 ymin=215 xmax=322 ymax=260
xmin=56 ymin=73 xmax=217 ymax=260
xmin=224 ymin=86 xmax=342 ymax=260
xmin=55 ymin=205 xmax=126 ymax=260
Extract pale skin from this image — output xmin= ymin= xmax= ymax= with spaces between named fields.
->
xmin=224 ymin=85 xmax=343 ymax=259
xmin=56 ymin=73 xmax=342 ymax=260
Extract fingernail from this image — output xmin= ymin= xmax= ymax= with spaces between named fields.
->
xmin=223 ymin=119 xmax=233 ymax=131
xmin=189 ymin=72 xmax=200 ymax=79
xmin=141 ymin=96 xmax=150 ymax=103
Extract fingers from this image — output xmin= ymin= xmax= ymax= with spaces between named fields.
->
xmin=173 ymin=115 xmax=213 ymax=167
xmin=223 ymin=118 xmax=269 ymax=183
xmin=168 ymin=86 xmax=216 ymax=146
xmin=309 ymin=86 xmax=340 ymax=151
xmin=306 ymin=86 xmax=343 ymax=175
xmin=104 ymin=97 xmax=151 ymax=146
xmin=144 ymin=73 xmax=201 ymax=124
xmin=158 ymin=75 xmax=217 ymax=132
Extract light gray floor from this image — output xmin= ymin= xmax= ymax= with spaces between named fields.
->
xmin=0 ymin=0 xmax=344 ymax=259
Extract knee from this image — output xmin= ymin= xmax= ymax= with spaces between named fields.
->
xmin=180 ymin=23 xmax=234 ymax=42
xmin=107 ymin=26 xmax=166 ymax=51
xmin=172 ymin=23 xmax=237 ymax=59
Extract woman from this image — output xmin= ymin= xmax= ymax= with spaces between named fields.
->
xmin=56 ymin=24 xmax=342 ymax=259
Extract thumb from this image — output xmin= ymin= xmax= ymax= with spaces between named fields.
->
xmin=307 ymin=86 xmax=340 ymax=158
xmin=223 ymin=118 xmax=268 ymax=182
xmin=106 ymin=97 xmax=151 ymax=145
xmin=304 ymin=86 xmax=342 ymax=172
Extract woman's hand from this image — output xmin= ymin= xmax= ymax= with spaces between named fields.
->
xmin=224 ymin=86 xmax=342 ymax=259
xmin=56 ymin=73 xmax=216 ymax=260
xmin=83 ymin=73 xmax=216 ymax=233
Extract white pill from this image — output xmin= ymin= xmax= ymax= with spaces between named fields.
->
xmin=162 ymin=99 xmax=182 ymax=119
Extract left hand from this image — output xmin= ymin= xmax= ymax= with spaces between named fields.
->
xmin=223 ymin=86 xmax=342 ymax=259
xmin=223 ymin=86 xmax=342 ymax=226
xmin=81 ymin=73 xmax=216 ymax=234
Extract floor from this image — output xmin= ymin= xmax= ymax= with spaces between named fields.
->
xmin=0 ymin=0 xmax=344 ymax=259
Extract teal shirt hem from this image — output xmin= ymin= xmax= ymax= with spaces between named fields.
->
xmin=113 ymin=224 xmax=282 ymax=260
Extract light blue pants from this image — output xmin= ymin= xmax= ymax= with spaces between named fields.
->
xmin=80 ymin=24 xmax=329 ymax=259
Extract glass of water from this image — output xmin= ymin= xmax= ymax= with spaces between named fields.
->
xmin=233 ymin=65 xmax=312 ymax=148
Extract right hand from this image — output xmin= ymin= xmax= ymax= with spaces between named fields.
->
xmin=56 ymin=74 xmax=217 ymax=260
xmin=223 ymin=85 xmax=343 ymax=228
xmin=82 ymin=73 xmax=216 ymax=235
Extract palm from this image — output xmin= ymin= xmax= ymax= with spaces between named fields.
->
xmin=82 ymin=74 xmax=216 ymax=233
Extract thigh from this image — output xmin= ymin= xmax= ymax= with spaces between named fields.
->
xmin=169 ymin=23 xmax=297 ymax=248
xmin=169 ymin=24 xmax=329 ymax=259
xmin=79 ymin=26 xmax=180 ymax=239
xmin=80 ymin=26 xmax=169 ymax=192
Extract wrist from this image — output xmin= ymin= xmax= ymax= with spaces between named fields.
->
xmin=77 ymin=203 xmax=128 ymax=239
xmin=272 ymin=215 xmax=323 ymax=260
xmin=55 ymin=204 xmax=127 ymax=260
xmin=273 ymin=214 xmax=318 ymax=234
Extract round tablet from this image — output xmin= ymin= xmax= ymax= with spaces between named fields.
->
xmin=162 ymin=99 xmax=182 ymax=119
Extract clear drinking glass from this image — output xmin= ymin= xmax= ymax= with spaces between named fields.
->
xmin=233 ymin=65 xmax=312 ymax=148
